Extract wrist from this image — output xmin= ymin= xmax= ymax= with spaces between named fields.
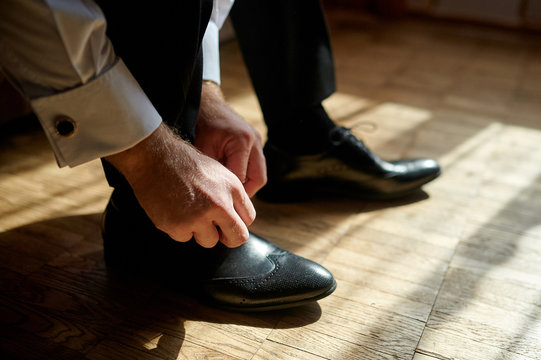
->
xmin=202 ymin=79 xmax=220 ymax=87
xmin=105 ymin=123 xmax=186 ymax=183
xmin=202 ymin=80 xmax=225 ymax=101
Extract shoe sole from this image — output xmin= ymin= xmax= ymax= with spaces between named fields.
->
xmin=210 ymin=279 xmax=338 ymax=312
xmin=257 ymin=170 xmax=441 ymax=203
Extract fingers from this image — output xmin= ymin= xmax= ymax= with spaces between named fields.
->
xmin=167 ymin=181 xmax=254 ymax=249
xmin=164 ymin=227 xmax=193 ymax=244
xmin=208 ymin=180 xmax=254 ymax=248
xmin=168 ymin=214 xmax=248 ymax=249
xmin=231 ymin=182 xmax=256 ymax=227
xmin=216 ymin=212 xmax=250 ymax=248
xmin=224 ymin=140 xmax=267 ymax=198
xmin=129 ymin=128 xmax=256 ymax=251
xmin=243 ymin=145 xmax=267 ymax=197
xmin=192 ymin=224 xmax=220 ymax=248
xmin=225 ymin=147 xmax=250 ymax=184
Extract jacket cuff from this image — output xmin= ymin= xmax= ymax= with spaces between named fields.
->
xmin=31 ymin=58 xmax=162 ymax=167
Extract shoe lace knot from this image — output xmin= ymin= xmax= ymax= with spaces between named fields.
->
xmin=329 ymin=121 xmax=378 ymax=147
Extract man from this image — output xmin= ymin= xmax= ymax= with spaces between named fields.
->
xmin=0 ymin=0 xmax=439 ymax=311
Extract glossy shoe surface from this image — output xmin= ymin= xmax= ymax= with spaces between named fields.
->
xmin=258 ymin=127 xmax=441 ymax=202
xmin=101 ymin=191 xmax=336 ymax=311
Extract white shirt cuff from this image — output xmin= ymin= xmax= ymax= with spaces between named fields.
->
xmin=31 ymin=58 xmax=162 ymax=167
xmin=202 ymin=21 xmax=221 ymax=85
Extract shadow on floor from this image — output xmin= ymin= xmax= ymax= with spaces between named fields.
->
xmin=0 ymin=214 xmax=322 ymax=359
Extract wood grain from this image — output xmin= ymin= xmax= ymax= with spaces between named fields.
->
xmin=2 ymin=11 xmax=541 ymax=360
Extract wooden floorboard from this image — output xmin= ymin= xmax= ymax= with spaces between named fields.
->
xmin=2 ymin=11 xmax=541 ymax=360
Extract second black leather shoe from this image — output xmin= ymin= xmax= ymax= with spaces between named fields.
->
xmin=102 ymin=190 xmax=336 ymax=311
xmin=258 ymin=126 xmax=441 ymax=202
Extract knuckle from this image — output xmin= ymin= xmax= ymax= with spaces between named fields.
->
xmin=229 ymin=183 xmax=243 ymax=197
xmin=193 ymin=227 xmax=220 ymax=248
xmin=175 ymin=234 xmax=193 ymax=243
xmin=196 ymin=238 xmax=218 ymax=248
xmin=231 ymin=217 xmax=247 ymax=234
xmin=222 ymin=231 xmax=247 ymax=248
xmin=211 ymin=198 xmax=229 ymax=213
xmin=168 ymin=228 xmax=193 ymax=243
xmin=239 ymin=132 xmax=252 ymax=143
xmin=259 ymin=172 xmax=268 ymax=186
xmin=254 ymin=131 xmax=263 ymax=142
xmin=234 ymin=187 xmax=250 ymax=204
xmin=155 ymin=218 xmax=193 ymax=243
xmin=247 ymin=210 xmax=256 ymax=224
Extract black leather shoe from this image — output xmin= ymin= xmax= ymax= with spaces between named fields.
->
xmin=258 ymin=126 xmax=441 ymax=202
xmin=101 ymin=190 xmax=336 ymax=311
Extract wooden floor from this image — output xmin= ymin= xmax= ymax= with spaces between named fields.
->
xmin=2 ymin=13 xmax=541 ymax=360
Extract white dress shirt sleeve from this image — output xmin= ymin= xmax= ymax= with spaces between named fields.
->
xmin=0 ymin=0 xmax=162 ymax=167
xmin=202 ymin=0 xmax=235 ymax=85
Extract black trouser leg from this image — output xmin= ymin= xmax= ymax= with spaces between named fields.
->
xmin=230 ymin=0 xmax=337 ymax=152
xmin=95 ymin=0 xmax=212 ymax=189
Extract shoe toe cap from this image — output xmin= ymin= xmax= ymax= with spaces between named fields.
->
xmin=390 ymin=158 xmax=441 ymax=181
xmin=202 ymin=252 xmax=336 ymax=311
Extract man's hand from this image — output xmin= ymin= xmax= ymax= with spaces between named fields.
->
xmin=195 ymin=81 xmax=267 ymax=197
xmin=105 ymin=124 xmax=255 ymax=248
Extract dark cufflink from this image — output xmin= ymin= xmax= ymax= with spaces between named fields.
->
xmin=54 ymin=115 xmax=77 ymax=137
